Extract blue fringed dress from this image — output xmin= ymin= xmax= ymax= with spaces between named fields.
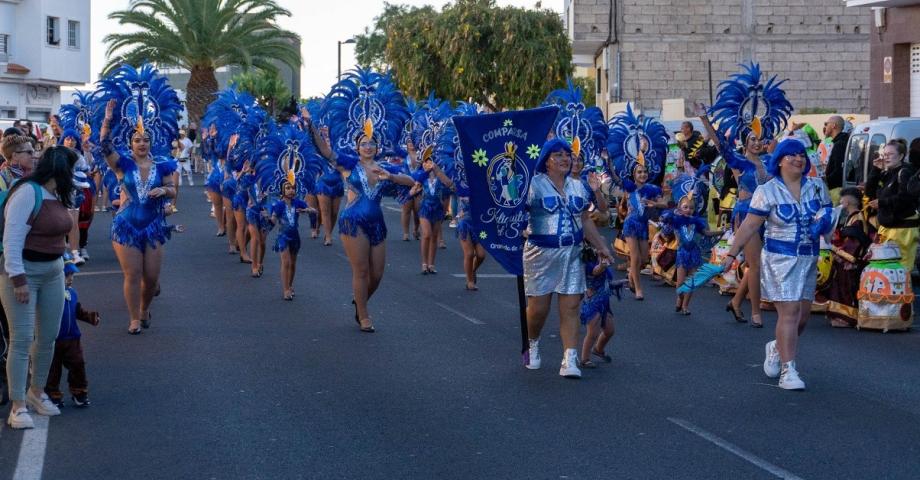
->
xmin=456 ymin=196 xmax=476 ymax=243
xmin=271 ymin=199 xmax=307 ymax=254
xmin=621 ymin=181 xmax=662 ymax=240
xmin=336 ymin=157 xmax=401 ymax=247
xmin=580 ymin=261 xmax=613 ymax=326
xmin=418 ymin=176 xmax=450 ymax=223
xmin=661 ymin=210 xmax=709 ymax=271
xmin=111 ymin=156 xmax=177 ymax=250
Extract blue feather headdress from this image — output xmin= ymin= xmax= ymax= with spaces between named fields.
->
xmin=322 ymin=68 xmax=409 ymax=159
xmin=58 ymin=90 xmax=98 ymax=142
xmin=709 ymin=62 xmax=793 ymax=145
xmin=399 ymin=97 xmax=422 ymax=152
xmin=230 ymin=104 xmax=274 ymax=172
xmin=93 ymin=64 xmax=182 ymax=157
xmin=436 ymin=102 xmax=480 ymax=196
xmin=606 ymin=103 xmax=667 ymax=182
xmin=411 ymin=92 xmax=453 ymax=167
xmin=544 ymin=79 xmax=608 ymax=172
xmin=670 ymin=173 xmax=708 ymax=216
xmin=254 ymin=124 xmax=324 ymax=198
xmin=202 ymin=88 xmax=261 ymax=164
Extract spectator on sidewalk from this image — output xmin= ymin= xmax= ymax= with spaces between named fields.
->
xmin=176 ymin=130 xmax=194 ymax=186
xmin=821 ymin=115 xmax=849 ymax=203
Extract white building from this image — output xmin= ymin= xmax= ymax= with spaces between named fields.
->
xmin=0 ymin=0 xmax=91 ymax=122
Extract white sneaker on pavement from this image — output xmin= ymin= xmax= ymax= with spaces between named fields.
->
xmin=559 ymin=348 xmax=582 ymax=379
xmin=778 ymin=361 xmax=806 ymax=390
xmin=79 ymin=248 xmax=89 ymax=260
xmin=525 ymin=338 xmax=541 ymax=370
xmin=7 ymin=407 xmax=34 ymax=429
xmin=763 ymin=340 xmax=781 ymax=378
xmin=26 ymin=390 xmax=61 ymax=416
xmin=71 ymin=250 xmax=85 ymax=266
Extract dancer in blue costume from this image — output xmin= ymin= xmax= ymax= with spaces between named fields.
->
xmin=202 ymin=125 xmax=226 ymax=235
xmin=245 ymin=168 xmax=273 ymax=279
xmin=301 ymin=101 xmax=344 ymax=246
xmin=607 ymin=103 xmax=669 ymax=301
xmin=309 ymin=68 xmax=417 ymax=333
xmin=661 ymin=175 xmax=721 ymax=315
xmin=398 ymin=99 xmax=424 ymax=242
xmin=93 ymin=64 xmax=181 ymax=335
xmin=721 ymin=139 xmax=833 ymax=390
xmin=578 ymin=245 xmax=617 ymax=369
xmin=256 ymin=124 xmax=322 ymax=300
xmin=705 ymin=62 xmax=793 ymax=327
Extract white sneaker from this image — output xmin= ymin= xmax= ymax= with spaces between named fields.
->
xmin=763 ymin=340 xmax=781 ymax=378
xmin=525 ymin=338 xmax=541 ymax=370
xmin=7 ymin=407 xmax=34 ymax=429
xmin=559 ymin=348 xmax=582 ymax=378
xmin=26 ymin=391 xmax=61 ymax=416
xmin=778 ymin=361 xmax=806 ymax=390
xmin=71 ymin=250 xmax=85 ymax=266
xmin=79 ymin=248 xmax=89 ymax=260
xmin=640 ymin=267 xmax=652 ymax=275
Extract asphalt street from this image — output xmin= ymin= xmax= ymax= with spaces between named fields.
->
xmin=1 ymin=184 xmax=919 ymax=479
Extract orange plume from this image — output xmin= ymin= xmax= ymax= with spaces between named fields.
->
xmin=135 ymin=116 xmax=145 ymax=137
xmin=571 ymin=136 xmax=581 ymax=159
xmin=751 ymin=116 xmax=763 ymax=139
xmin=636 ymin=149 xmax=646 ymax=167
xmin=362 ymin=118 xmax=374 ymax=141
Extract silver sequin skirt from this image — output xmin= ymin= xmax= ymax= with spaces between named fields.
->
xmin=760 ymin=250 xmax=818 ymax=302
xmin=523 ymin=241 xmax=586 ymax=296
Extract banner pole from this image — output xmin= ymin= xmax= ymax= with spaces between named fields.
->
xmin=516 ymin=275 xmax=528 ymax=358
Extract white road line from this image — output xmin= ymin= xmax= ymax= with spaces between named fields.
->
xmin=75 ymin=270 xmax=123 ymax=276
xmin=435 ymin=302 xmax=484 ymax=325
xmin=667 ymin=417 xmax=804 ymax=480
xmin=384 ymin=206 xmax=402 ymax=213
xmin=13 ymin=415 xmax=49 ymax=480
xmin=449 ymin=274 xmax=516 ymax=279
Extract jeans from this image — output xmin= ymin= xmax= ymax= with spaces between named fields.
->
xmin=0 ymin=257 xmax=65 ymax=402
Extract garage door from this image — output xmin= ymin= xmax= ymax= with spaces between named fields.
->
xmin=912 ymin=44 xmax=920 ymax=117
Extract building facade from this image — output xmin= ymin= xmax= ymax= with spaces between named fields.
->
xmin=0 ymin=0 xmax=91 ymax=121
xmin=847 ymin=0 xmax=920 ymax=118
xmin=566 ymin=0 xmax=872 ymax=119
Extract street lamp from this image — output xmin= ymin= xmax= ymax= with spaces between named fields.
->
xmin=338 ymin=38 xmax=356 ymax=82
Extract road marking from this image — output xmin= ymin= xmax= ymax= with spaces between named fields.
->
xmin=667 ymin=418 xmax=804 ymax=480
xmin=384 ymin=206 xmax=402 ymax=213
xmin=435 ymin=302 xmax=484 ymax=325
xmin=75 ymin=270 xmax=122 ymax=276
xmin=13 ymin=415 xmax=49 ymax=480
xmin=449 ymin=274 xmax=516 ymax=279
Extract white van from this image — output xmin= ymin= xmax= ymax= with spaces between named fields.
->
xmin=842 ymin=117 xmax=920 ymax=189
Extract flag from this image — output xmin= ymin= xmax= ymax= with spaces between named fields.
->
xmin=453 ymin=106 xmax=559 ymax=276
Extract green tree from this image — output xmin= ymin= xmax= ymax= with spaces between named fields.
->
xmin=103 ymin=0 xmax=301 ymax=124
xmin=230 ymin=69 xmax=291 ymax=117
xmin=355 ymin=0 xmax=572 ymax=111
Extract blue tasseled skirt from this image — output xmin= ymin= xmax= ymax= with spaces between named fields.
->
xmin=456 ymin=218 xmax=476 ymax=242
xmin=206 ymin=170 xmax=222 ymax=194
xmin=580 ymin=290 xmax=612 ymax=326
xmin=111 ymin=203 xmax=170 ymax=250
xmin=419 ymin=195 xmax=445 ymax=223
xmin=338 ymin=196 xmax=387 ymax=246
xmin=273 ymin=226 xmax=301 ymax=254
xmin=676 ymin=244 xmax=703 ymax=270
xmin=232 ymin=193 xmax=247 ymax=212
xmin=221 ymin=178 xmax=236 ymax=199
xmin=246 ymin=207 xmax=273 ymax=232
xmin=622 ymin=214 xmax=648 ymax=240
xmin=316 ymin=174 xmax=344 ymax=198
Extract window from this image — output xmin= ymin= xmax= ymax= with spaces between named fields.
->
xmin=595 ymin=67 xmax=602 ymax=95
xmin=0 ymin=34 xmax=8 ymax=62
xmin=67 ymin=21 xmax=79 ymax=48
xmin=843 ymin=134 xmax=866 ymax=186
xmin=1 ymin=108 xmax=16 ymax=119
xmin=46 ymin=17 xmax=59 ymax=46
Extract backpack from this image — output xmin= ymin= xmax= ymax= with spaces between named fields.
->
xmin=0 ymin=181 xmax=44 ymax=254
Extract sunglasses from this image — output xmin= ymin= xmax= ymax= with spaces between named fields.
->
xmin=359 ymin=142 xmax=378 ymax=148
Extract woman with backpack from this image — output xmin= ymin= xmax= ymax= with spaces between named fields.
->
xmin=0 ymin=146 xmax=77 ymax=429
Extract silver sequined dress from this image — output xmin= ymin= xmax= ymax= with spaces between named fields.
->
xmin=523 ymin=174 xmax=591 ymax=296
xmin=748 ymin=177 xmax=832 ymax=302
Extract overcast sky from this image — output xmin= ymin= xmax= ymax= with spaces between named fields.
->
xmin=88 ymin=0 xmax=563 ymax=98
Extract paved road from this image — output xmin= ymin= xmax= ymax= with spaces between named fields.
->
xmin=1 ymin=185 xmax=919 ymax=479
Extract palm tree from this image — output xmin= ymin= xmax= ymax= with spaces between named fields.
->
xmin=230 ymin=69 xmax=291 ymax=117
xmin=103 ymin=0 xmax=301 ymax=123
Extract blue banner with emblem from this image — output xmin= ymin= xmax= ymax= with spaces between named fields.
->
xmin=453 ymin=106 xmax=559 ymax=276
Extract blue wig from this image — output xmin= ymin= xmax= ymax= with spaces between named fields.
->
xmin=535 ymin=138 xmax=573 ymax=174
xmin=58 ymin=128 xmax=82 ymax=152
xmin=766 ymin=138 xmax=809 ymax=178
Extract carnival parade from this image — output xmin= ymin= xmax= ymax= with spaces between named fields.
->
xmin=1 ymin=0 xmax=919 ymax=478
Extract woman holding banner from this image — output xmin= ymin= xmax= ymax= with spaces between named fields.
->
xmin=523 ymin=138 xmax=613 ymax=379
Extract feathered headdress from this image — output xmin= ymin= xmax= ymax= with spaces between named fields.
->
xmin=58 ymin=90 xmax=98 ymax=141
xmin=411 ymin=92 xmax=454 ymax=166
xmin=230 ymin=104 xmax=274 ymax=172
xmin=202 ymin=88 xmax=261 ymax=166
xmin=606 ymin=103 xmax=668 ymax=182
xmin=544 ymin=79 xmax=608 ymax=171
xmin=436 ymin=102 xmax=480 ymax=196
xmin=709 ymin=62 xmax=792 ymax=145
xmin=670 ymin=173 xmax=708 ymax=216
xmin=254 ymin=124 xmax=324 ymax=198
xmin=322 ymin=68 xmax=409 ymax=158
xmin=399 ymin=97 xmax=422 ymax=152
xmin=93 ymin=64 xmax=182 ymax=157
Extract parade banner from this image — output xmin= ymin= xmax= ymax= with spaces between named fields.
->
xmin=453 ymin=106 xmax=559 ymax=276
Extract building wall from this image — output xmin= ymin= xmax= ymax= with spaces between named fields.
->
xmin=570 ymin=0 xmax=871 ymax=118
xmin=868 ymin=5 xmax=920 ymax=118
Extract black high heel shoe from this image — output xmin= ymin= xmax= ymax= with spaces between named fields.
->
xmin=726 ymin=302 xmax=746 ymax=323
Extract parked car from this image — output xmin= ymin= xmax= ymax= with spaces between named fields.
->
xmin=841 ymin=117 xmax=920 ymax=190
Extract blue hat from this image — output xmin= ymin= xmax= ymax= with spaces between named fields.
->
xmin=766 ymin=138 xmax=809 ymax=177
xmin=58 ymin=128 xmax=82 ymax=152
xmin=62 ymin=252 xmax=79 ymax=275
xmin=535 ymin=138 xmax=573 ymax=174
